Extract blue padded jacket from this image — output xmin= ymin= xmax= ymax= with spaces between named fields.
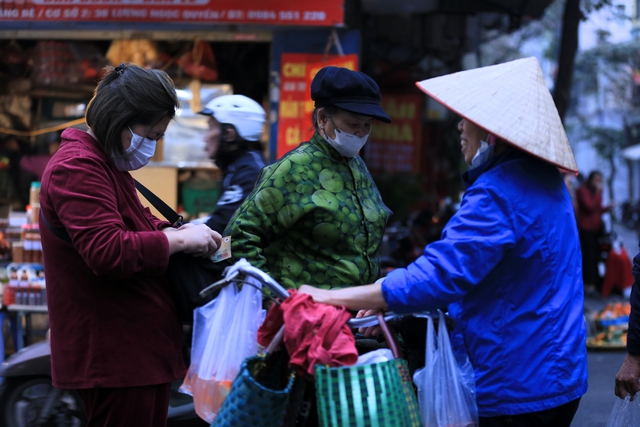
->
xmin=382 ymin=149 xmax=588 ymax=417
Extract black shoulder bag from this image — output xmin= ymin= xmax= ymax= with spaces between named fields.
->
xmin=134 ymin=180 xmax=228 ymax=322
xmin=41 ymin=180 xmax=227 ymax=323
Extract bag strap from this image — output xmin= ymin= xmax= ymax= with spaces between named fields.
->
xmin=40 ymin=210 xmax=72 ymax=244
xmin=376 ymin=312 xmax=404 ymax=360
xmin=134 ymin=179 xmax=184 ymax=226
xmin=40 ymin=179 xmax=183 ymax=244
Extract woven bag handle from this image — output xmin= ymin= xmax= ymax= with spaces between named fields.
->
xmin=376 ymin=312 xmax=404 ymax=360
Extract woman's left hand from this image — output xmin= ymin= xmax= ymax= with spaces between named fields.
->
xmin=615 ymin=353 xmax=640 ymax=399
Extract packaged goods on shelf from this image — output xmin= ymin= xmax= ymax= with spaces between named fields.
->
xmin=4 ymin=264 xmax=46 ymax=307
xmin=20 ymin=224 xmax=42 ymax=264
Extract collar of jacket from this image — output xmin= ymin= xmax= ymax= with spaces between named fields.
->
xmin=214 ymin=147 xmax=247 ymax=172
xmin=62 ymin=128 xmax=110 ymax=163
xmin=462 ymin=147 xmax=528 ymax=188
xmin=309 ymin=131 xmax=348 ymax=161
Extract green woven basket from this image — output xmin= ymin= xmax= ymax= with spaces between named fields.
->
xmin=396 ymin=358 xmax=421 ymax=427
xmin=314 ymin=313 xmax=422 ymax=427
xmin=211 ymin=354 xmax=295 ymax=427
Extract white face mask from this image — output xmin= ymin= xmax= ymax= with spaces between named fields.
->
xmin=471 ymin=137 xmax=495 ymax=168
xmin=323 ymin=120 xmax=370 ymax=158
xmin=112 ymin=127 xmax=157 ymax=171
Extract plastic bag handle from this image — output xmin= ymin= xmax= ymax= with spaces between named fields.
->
xmin=376 ymin=312 xmax=404 ymax=360
xmin=265 ymin=324 xmax=285 ymax=355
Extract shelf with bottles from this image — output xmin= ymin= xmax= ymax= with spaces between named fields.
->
xmin=3 ymin=263 xmax=47 ymax=308
xmin=11 ymin=223 xmax=43 ymax=264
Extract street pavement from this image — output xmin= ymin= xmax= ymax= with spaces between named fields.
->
xmin=570 ymin=222 xmax=637 ymax=426
xmin=570 ymin=349 xmax=626 ymax=426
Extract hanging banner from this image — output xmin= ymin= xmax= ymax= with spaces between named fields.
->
xmin=0 ymin=0 xmax=344 ymax=25
xmin=276 ymin=52 xmax=358 ymax=159
xmin=366 ymin=95 xmax=423 ymax=174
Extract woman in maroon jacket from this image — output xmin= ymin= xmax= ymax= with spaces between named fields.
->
xmin=576 ymin=170 xmax=610 ymax=293
xmin=39 ymin=63 xmax=222 ymax=427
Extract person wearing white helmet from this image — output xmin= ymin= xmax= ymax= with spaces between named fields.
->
xmin=198 ymin=94 xmax=266 ymax=233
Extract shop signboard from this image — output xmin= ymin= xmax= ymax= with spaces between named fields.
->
xmin=366 ymin=95 xmax=423 ymax=174
xmin=0 ymin=0 xmax=344 ymax=26
xmin=276 ymin=52 xmax=358 ymax=159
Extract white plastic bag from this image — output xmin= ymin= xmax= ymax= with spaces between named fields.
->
xmin=354 ymin=348 xmax=394 ymax=366
xmin=413 ymin=310 xmax=479 ymax=427
xmin=179 ymin=259 xmax=263 ymax=423
xmin=605 ymin=395 xmax=640 ymax=427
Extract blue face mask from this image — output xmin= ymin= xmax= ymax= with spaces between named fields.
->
xmin=112 ymin=127 xmax=157 ymax=171
xmin=471 ymin=137 xmax=495 ymax=168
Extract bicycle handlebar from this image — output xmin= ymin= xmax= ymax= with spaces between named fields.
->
xmin=199 ymin=262 xmax=417 ymax=328
xmin=237 ymin=264 xmax=290 ymax=300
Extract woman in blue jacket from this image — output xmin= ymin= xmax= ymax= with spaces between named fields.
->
xmin=300 ymin=57 xmax=587 ymax=426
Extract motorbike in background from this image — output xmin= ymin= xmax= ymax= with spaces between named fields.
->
xmin=379 ymin=198 xmax=458 ymax=274
xmin=0 ymin=334 xmax=207 ymax=427
xmin=0 ymin=337 xmax=84 ymax=427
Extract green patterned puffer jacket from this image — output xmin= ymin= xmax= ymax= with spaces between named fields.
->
xmin=224 ymin=132 xmax=392 ymax=289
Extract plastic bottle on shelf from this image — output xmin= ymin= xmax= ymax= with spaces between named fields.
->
xmin=27 ymin=283 xmax=36 ymax=306
xmin=9 ymin=270 xmax=19 ymax=288
xmin=17 ymin=270 xmax=29 ymax=306
xmin=21 ymin=224 xmax=30 ymax=263
xmin=36 ymin=286 xmax=42 ymax=306
xmin=28 ymin=225 xmax=35 ymax=263
xmin=4 ymin=271 xmax=18 ymax=305
xmin=30 ymin=182 xmax=41 ymax=225
xmin=32 ymin=227 xmax=42 ymax=264
xmin=36 ymin=273 xmax=46 ymax=306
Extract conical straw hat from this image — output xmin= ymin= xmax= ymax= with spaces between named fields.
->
xmin=416 ymin=57 xmax=577 ymax=172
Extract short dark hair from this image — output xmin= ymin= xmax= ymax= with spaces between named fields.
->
xmin=85 ymin=63 xmax=179 ymax=157
xmin=587 ymin=170 xmax=602 ymax=185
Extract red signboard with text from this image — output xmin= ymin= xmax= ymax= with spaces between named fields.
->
xmin=0 ymin=0 xmax=344 ymax=25
xmin=366 ymin=95 xmax=423 ymax=174
xmin=276 ymin=53 xmax=358 ymax=159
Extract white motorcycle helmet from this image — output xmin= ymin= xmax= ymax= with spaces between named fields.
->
xmin=199 ymin=94 xmax=266 ymax=141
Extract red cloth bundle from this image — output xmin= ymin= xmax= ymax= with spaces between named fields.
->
xmin=257 ymin=290 xmax=358 ymax=376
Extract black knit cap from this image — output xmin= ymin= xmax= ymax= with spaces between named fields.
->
xmin=311 ymin=66 xmax=391 ymax=123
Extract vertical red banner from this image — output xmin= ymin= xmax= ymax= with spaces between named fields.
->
xmin=276 ymin=53 xmax=358 ymax=159
xmin=366 ymin=95 xmax=423 ymax=174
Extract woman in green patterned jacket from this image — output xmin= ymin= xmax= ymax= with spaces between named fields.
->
xmin=223 ymin=66 xmax=392 ymax=289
